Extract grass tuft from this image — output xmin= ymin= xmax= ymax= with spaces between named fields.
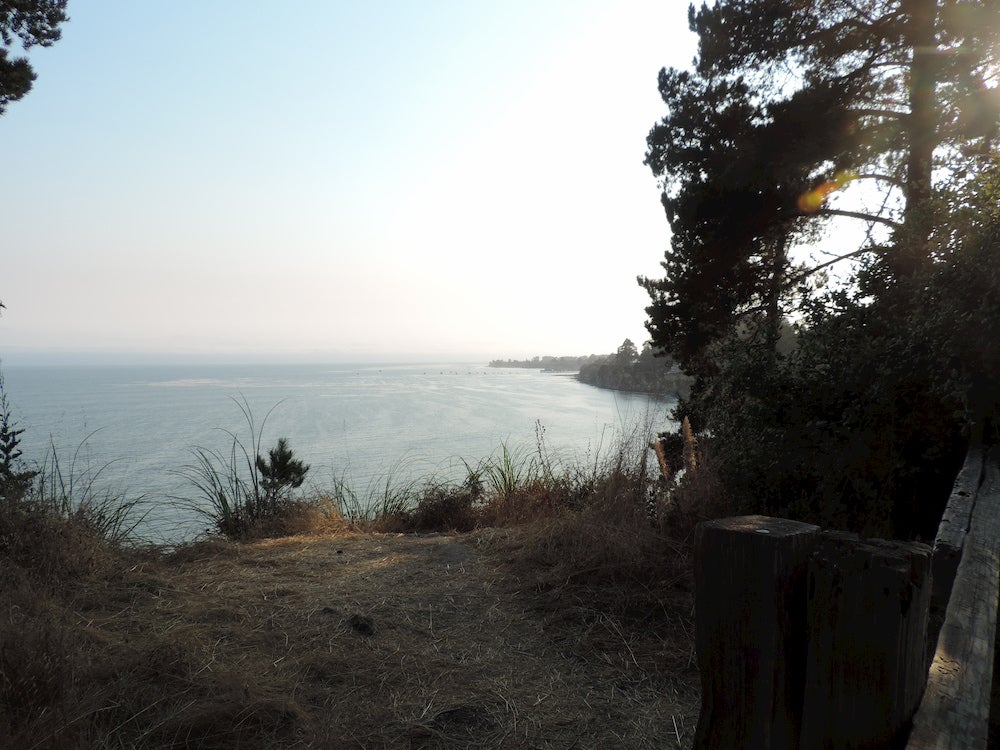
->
xmin=1 ymin=437 xmax=145 ymax=582
xmin=173 ymin=397 xmax=325 ymax=540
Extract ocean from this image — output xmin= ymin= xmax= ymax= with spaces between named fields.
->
xmin=1 ymin=362 xmax=677 ymax=542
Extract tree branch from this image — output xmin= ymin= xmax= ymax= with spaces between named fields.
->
xmin=789 ymin=186 xmax=896 ymax=287
xmin=853 ymin=107 xmax=909 ymax=119
xmin=841 ymin=0 xmax=877 ymax=24
xmin=853 ymin=172 xmax=906 ymax=189
xmin=814 ymin=207 xmax=901 ymax=229
xmin=789 ymin=246 xmax=873 ymax=286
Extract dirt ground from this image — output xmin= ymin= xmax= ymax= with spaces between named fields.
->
xmin=71 ymin=530 xmax=699 ymax=749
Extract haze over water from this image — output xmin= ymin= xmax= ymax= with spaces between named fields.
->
xmin=4 ymin=362 xmax=676 ymax=542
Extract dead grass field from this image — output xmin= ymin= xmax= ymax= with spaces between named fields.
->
xmin=4 ymin=527 xmax=699 ymax=749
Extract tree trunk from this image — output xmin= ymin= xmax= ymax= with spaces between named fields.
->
xmin=765 ymin=233 xmax=788 ymax=354
xmin=899 ymin=0 xmax=938 ymax=276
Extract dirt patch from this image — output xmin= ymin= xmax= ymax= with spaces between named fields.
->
xmin=51 ymin=531 xmax=698 ymax=748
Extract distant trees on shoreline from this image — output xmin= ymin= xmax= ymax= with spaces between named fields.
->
xmin=490 ymin=340 xmax=692 ymax=397
xmin=488 ymin=355 xmax=603 ymax=372
xmin=577 ymin=340 xmax=691 ymax=397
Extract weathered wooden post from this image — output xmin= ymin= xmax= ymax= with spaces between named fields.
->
xmin=693 ymin=515 xmax=820 ymax=750
xmin=799 ymin=532 xmax=932 ymax=749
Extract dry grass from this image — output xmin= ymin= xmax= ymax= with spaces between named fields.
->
xmin=0 ymin=519 xmax=699 ymax=749
xmin=0 ymin=424 xmax=708 ymax=748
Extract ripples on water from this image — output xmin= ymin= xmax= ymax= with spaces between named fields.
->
xmin=3 ymin=363 xmax=677 ymax=542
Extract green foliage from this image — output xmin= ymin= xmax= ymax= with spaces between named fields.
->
xmin=578 ymin=344 xmax=690 ymax=396
xmin=640 ymin=0 xmax=1000 ymax=369
xmin=390 ymin=482 xmax=480 ymax=533
xmin=615 ymin=338 xmax=638 ymax=365
xmin=0 ymin=1 xmax=68 ymax=115
xmin=670 ymin=208 xmax=1000 ymax=538
xmin=639 ymin=0 xmax=1000 ymax=538
xmin=256 ymin=437 xmax=309 ymax=503
xmin=319 ymin=415 xmax=682 ymax=536
xmin=480 ymin=441 xmax=539 ymax=501
xmin=1 ymin=372 xmax=142 ymax=544
xmin=326 ymin=466 xmax=420 ymax=528
xmin=0 ymin=374 xmax=36 ymax=506
xmin=677 ymin=332 xmax=951 ymax=537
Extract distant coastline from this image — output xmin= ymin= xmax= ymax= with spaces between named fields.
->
xmin=490 ymin=349 xmax=693 ymax=398
xmin=488 ymin=355 xmax=602 ymax=373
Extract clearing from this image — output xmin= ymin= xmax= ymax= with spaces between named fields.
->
xmin=47 ymin=529 xmax=699 ymax=748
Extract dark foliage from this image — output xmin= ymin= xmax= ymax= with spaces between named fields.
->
xmin=672 ymin=200 xmax=1000 ymax=539
xmin=400 ymin=483 xmax=480 ymax=533
xmin=578 ymin=342 xmax=692 ymax=396
xmin=0 ymin=0 xmax=68 ymax=115
xmin=0 ymin=375 xmax=37 ymax=505
xmin=256 ymin=437 xmax=309 ymax=504
xmin=640 ymin=0 xmax=1000 ymax=370
xmin=641 ymin=1 xmax=1000 ymax=538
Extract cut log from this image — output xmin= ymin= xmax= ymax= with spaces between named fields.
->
xmin=693 ymin=515 xmax=820 ymax=750
xmin=800 ymin=532 xmax=932 ymax=749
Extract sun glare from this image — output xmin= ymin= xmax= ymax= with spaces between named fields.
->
xmin=797 ymin=169 xmax=859 ymax=213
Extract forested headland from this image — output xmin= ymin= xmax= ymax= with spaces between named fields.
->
xmin=491 ymin=340 xmax=693 ymax=396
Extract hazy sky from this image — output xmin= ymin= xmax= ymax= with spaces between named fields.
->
xmin=1 ymin=1 xmax=696 ymax=364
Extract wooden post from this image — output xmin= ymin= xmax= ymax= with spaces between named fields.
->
xmin=693 ymin=515 xmax=820 ymax=750
xmin=799 ymin=532 xmax=932 ymax=749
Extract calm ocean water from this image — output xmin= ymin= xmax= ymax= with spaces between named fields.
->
xmin=2 ymin=363 xmax=676 ymax=542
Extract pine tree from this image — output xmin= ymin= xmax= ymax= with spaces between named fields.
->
xmin=256 ymin=438 xmax=309 ymax=506
xmin=0 ymin=374 xmax=37 ymax=506
xmin=640 ymin=0 xmax=1000 ymax=368
xmin=0 ymin=1 xmax=68 ymax=115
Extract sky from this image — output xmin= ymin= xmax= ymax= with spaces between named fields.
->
xmin=0 ymin=1 xmax=698 ymax=364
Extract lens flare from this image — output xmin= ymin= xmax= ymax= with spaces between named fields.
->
xmin=797 ymin=170 xmax=858 ymax=213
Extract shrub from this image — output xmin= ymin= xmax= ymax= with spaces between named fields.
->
xmin=0 ymin=373 xmax=37 ymax=507
xmin=176 ymin=397 xmax=313 ymax=540
xmin=257 ymin=437 xmax=310 ymax=504
xmin=378 ymin=482 xmax=480 ymax=533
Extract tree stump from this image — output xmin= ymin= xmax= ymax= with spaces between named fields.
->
xmin=693 ymin=515 xmax=820 ymax=750
xmin=800 ymin=532 xmax=932 ymax=749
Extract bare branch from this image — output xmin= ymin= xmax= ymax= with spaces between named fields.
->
xmin=790 ymin=246 xmax=872 ymax=285
xmin=853 ymin=172 xmax=906 ymax=189
xmin=853 ymin=107 xmax=909 ymax=119
xmin=814 ymin=207 xmax=901 ymax=229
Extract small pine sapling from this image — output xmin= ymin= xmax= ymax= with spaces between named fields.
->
xmin=256 ymin=438 xmax=309 ymax=507
xmin=0 ymin=375 xmax=37 ymax=506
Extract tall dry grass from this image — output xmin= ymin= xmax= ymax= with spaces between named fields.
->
xmin=0 ymin=446 xmax=154 ymax=747
xmin=1 ymin=435 xmax=146 ymax=582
